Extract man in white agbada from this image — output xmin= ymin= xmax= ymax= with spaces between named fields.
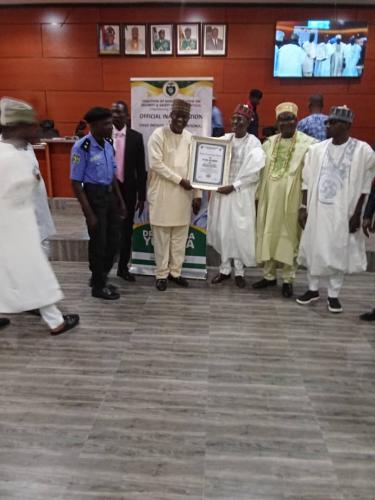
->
xmin=343 ymin=37 xmax=362 ymax=77
xmin=302 ymin=33 xmax=316 ymax=77
xmin=297 ymin=106 xmax=375 ymax=313
xmin=1 ymin=117 xmax=56 ymax=256
xmin=277 ymin=35 xmax=306 ymax=77
xmin=331 ymin=35 xmax=346 ymax=76
xmin=0 ymin=97 xmax=79 ymax=334
xmin=147 ymin=98 xmax=201 ymax=291
xmin=314 ymin=35 xmax=335 ymax=77
xmin=208 ymin=104 xmax=265 ymax=288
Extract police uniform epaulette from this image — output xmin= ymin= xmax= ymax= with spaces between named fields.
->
xmin=105 ymin=137 xmax=114 ymax=146
xmin=80 ymin=138 xmax=91 ymax=152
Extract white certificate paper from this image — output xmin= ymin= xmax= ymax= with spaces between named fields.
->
xmin=194 ymin=143 xmax=226 ymax=184
xmin=189 ymin=136 xmax=231 ymax=190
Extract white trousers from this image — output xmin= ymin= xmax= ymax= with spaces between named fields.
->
xmin=307 ymin=271 xmax=344 ymax=298
xmin=220 ymin=259 xmax=244 ymax=277
xmin=152 ymin=225 xmax=189 ymax=279
xmin=39 ymin=304 xmax=64 ymax=330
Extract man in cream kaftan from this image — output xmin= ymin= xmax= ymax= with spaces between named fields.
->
xmin=0 ymin=97 xmax=79 ymax=335
xmin=208 ymin=104 xmax=265 ymax=288
xmin=297 ymin=106 xmax=375 ymax=313
xmin=147 ymin=99 xmax=201 ymax=291
xmin=253 ymin=102 xmax=316 ymax=298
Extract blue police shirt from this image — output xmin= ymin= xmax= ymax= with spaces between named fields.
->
xmin=70 ymin=133 xmax=116 ymax=185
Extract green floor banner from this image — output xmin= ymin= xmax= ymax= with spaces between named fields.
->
xmin=130 ymin=223 xmax=207 ymax=279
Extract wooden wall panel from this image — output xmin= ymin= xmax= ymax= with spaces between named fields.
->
xmin=0 ymin=4 xmax=374 ymax=148
xmin=46 ymin=91 xmax=129 ymax=121
xmin=0 ymin=58 xmax=102 ymax=91
xmin=0 ymin=25 xmax=42 ymax=58
xmin=102 ymin=58 xmax=225 ymax=93
xmin=228 ymin=24 xmax=274 ymax=59
xmin=0 ymin=7 xmax=68 ymax=24
xmin=42 ymin=24 xmax=98 ymax=58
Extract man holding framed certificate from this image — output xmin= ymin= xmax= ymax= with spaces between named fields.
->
xmin=207 ymin=104 xmax=265 ymax=287
xmin=147 ymin=99 xmax=201 ymax=291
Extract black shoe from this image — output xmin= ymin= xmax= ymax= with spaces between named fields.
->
xmin=211 ymin=273 xmax=231 ymax=284
xmin=89 ymin=277 xmax=117 ymax=292
xmin=25 ymin=309 xmax=41 ymax=316
xmin=92 ymin=286 xmax=120 ymax=300
xmin=359 ymin=309 xmax=375 ymax=321
xmin=235 ymin=276 xmax=246 ymax=288
xmin=252 ymin=278 xmax=277 ymax=289
xmin=281 ymin=283 xmax=293 ymax=298
xmin=296 ymin=290 xmax=320 ymax=305
xmin=117 ymin=269 xmax=136 ymax=282
xmin=168 ymin=275 xmax=189 ymax=287
xmin=0 ymin=318 xmax=10 ymax=330
xmin=50 ymin=314 xmax=80 ymax=336
xmin=327 ymin=297 xmax=343 ymax=313
xmin=156 ymin=279 xmax=167 ymax=291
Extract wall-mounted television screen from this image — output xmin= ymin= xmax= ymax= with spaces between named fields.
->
xmin=274 ymin=20 xmax=368 ymax=78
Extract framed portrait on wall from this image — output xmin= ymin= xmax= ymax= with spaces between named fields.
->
xmin=203 ymin=24 xmax=227 ymax=56
xmin=98 ymin=24 xmax=121 ymax=56
xmin=176 ymin=23 xmax=200 ymax=56
xmin=124 ymin=24 xmax=147 ymax=56
xmin=150 ymin=24 xmax=173 ymax=56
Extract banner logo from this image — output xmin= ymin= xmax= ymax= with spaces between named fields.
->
xmin=163 ymin=81 xmax=178 ymax=97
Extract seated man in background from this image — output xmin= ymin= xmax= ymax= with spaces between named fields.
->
xmin=38 ymin=119 xmax=60 ymax=139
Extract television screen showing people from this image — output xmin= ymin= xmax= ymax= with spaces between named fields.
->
xmin=274 ymin=20 xmax=368 ymax=78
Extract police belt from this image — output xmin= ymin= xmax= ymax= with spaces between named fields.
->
xmin=83 ymin=182 xmax=113 ymax=193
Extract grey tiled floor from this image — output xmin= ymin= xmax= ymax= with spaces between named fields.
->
xmin=1 ymin=262 xmax=375 ymax=500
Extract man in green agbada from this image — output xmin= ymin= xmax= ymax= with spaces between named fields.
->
xmin=253 ymin=102 xmax=316 ymax=298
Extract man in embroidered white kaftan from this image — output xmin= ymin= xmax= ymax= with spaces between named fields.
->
xmin=297 ymin=106 xmax=375 ymax=313
xmin=253 ymin=102 xmax=316 ymax=298
xmin=208 ymin=104 xmax=265 ymax=288
xmin=147 ymin=99 xmax=201 ymax=291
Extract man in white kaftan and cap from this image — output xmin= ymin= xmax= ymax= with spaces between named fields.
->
xmin=297 ymin=106 xmax=375 ymax=313
xmin=208 ymin=104 xmax=265 ymax=288
xmin=302 ymin=33 xmax=316 ymax=77
xmin=0 ymin=97 xmax=79 ymax=335
xmin=314 ymin=35 xmax=335 ymax=77
xmin=147 ymin=98 xmax=201 ymax=291
xmin=331 ymin=35 xmax=346 ymax=76
xmin=343 ymin=37 xmax=362 ymax=77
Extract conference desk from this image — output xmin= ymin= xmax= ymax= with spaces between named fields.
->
xmin=34 ymin=138 xmax=76 ymax=197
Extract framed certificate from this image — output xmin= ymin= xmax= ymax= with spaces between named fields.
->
xmin=189 ymin=136 xmax=232 ymax=190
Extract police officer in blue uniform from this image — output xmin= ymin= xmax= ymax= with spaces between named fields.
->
xmin=70 ymin=107 xmax=127 ymax=300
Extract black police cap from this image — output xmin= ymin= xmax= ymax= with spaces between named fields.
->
xmin=84 ymin=107 xmax=112 ymax=124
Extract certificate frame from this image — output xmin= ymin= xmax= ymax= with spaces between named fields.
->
xmin=189 ymin=136 xmax=232 ymax=190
